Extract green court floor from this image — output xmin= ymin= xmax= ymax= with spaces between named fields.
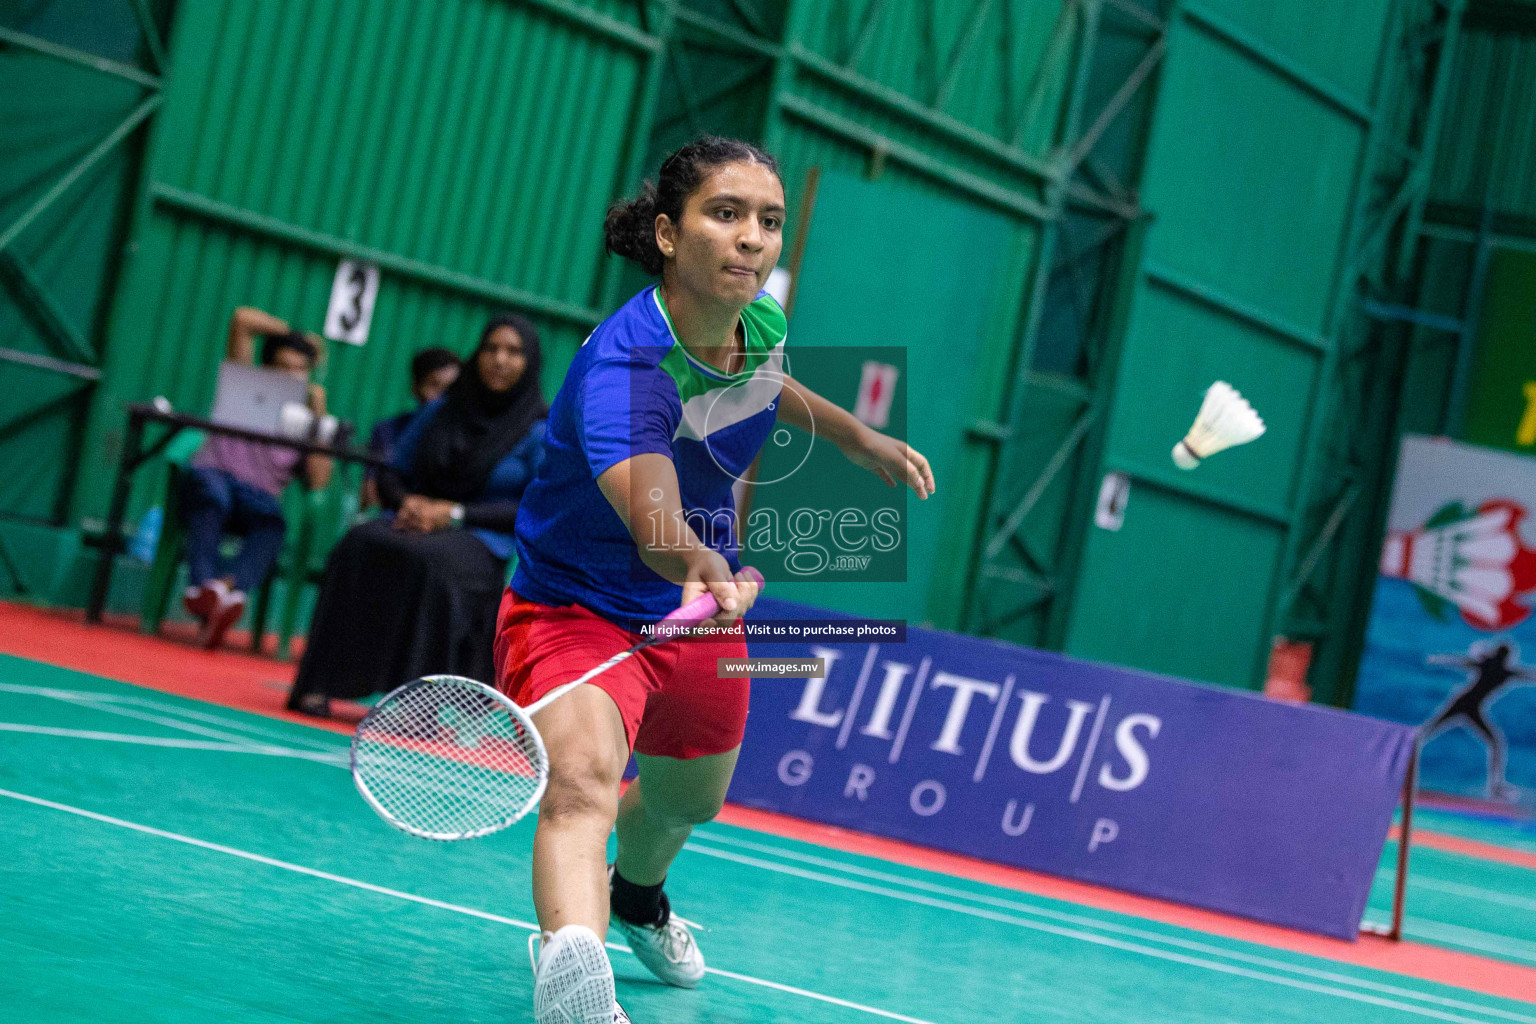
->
xmin=1367 ymin=835 xmax=1536 ymax=967
xmin=1 ymin=653 xmax=1533 ymax=1023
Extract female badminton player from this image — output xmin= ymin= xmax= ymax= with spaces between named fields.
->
xmin=499 ymin=135 xmax=935 ymax=1024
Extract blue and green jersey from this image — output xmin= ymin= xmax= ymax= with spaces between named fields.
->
xmin=512 ymin=285 xmax=787 ymax=626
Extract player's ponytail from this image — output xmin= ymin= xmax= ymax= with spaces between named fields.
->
xmin=604 ymin=135 xmax=781 ymax=277
xmin=603 ymin=180 xmax=666 ymax=276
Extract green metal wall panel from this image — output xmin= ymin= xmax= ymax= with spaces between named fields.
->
xmin=1463 ymin=247 xmax=1536 ymax=453
xmin=795 ymin=0 xmax=1072 ymax=155
xmin=1430 ymin=26 xmax=1536 ymax=219
xmin=149 ymin=0 xmax=643 ymax=312
xmin=786 ymin=76 xmax=1049 ymax=203
xmin=1103 ymin=285 xmax=1319 ymax=512
xmin=1396 ymin=235 xmax=1474 ymax=439
xmin=0 ymin=0 xmax=165 ymax=523
xmin=961 ymin=0 xmax=1168 ymax=651
xmin=1058 ymin=2 xmax=1392 ymax=688
xmin=1188 ymin=0 xmax=1391 ymax=104
xmin=744 ymin=171 xmax=1018 ymax=624
xmin=970 ymin=380 xmax=1088 ymax=637
xmin=1064 ymin=485 xmax=1285 ymax=683
xmin=1139 ymin=25 xmax=1367 ymax=335
xmin=75 ymin=0 xmax=658 ymax=524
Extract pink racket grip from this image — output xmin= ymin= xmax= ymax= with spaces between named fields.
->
xmin=660 ymin=566 xmax=765 ymax=631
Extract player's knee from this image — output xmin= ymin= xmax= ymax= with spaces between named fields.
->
xmin=543 ymin=751 xmax=622 ymax=823
xmin=676 ymin=800 xmax=725 ymax=826
xmin=540 ymin=779 xmax=618 ymax=827
xmin=650 ymin=789 xmax=727 ymax=827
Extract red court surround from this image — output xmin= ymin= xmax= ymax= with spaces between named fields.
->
xmin=1 ymin=600 xmax=1533 ymax=1004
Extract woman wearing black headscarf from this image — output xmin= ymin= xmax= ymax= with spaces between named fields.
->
xmin=286 ymin=314 xmax=547 ymax=716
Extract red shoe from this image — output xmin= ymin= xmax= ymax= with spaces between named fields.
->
xmin=199 ymin=588 xmax=246 ymax=651
xmin=182 ymin=581 xmax=223 ymax=621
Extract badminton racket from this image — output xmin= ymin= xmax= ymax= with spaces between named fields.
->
xmin=351 ymin=567 xmax=764 ymax=840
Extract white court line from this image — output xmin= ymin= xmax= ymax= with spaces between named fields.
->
xmin=102 ymin=696 xmax=344 ymax=752
xmin=681 ymin=841 xmax=1534 ymax=1024
xmin=1360 ymin=917 xmax=1536 ymax=969
xmin=0 ymin=683 xmax=143 ymax=701
xmin=4 ymin=686 xmax=291 ymax=746
xmin=692 ymin=831 xmax=1536 ymax=1023
xmin=1376 ymin=869 xmax=1536 ymax=914
xmin=1414 ymin=824 xmax=1536 ymax=859
xmin=0 ymin=682 xmax=346 ymax=753
xmin=0 ymin=722 xmax=347 ymax=764
xmin=0 ymin=788 xmax=937 ymax=1024
xmin=1386 ymin=919 xmax=1536 ymax=968
xmin=3 ymin=682 xmax=1528 ymax=1020
xmin=0 ymin=683 xmax=339 ymax=753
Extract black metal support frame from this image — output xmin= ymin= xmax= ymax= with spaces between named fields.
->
xmin=1362 ymin=741 xmax=1419 ymax=942
xmin=84 ymin=404 xmax=387 ymax=625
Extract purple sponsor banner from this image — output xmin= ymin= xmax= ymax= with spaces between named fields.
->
xmin=732 ymin=598 xmax=1414 ymax=940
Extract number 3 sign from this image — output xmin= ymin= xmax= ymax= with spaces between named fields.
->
xmin=324 ymin=259 xmax=380 ymax=345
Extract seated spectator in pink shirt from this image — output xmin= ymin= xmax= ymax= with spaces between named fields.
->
xmin=183 ymin=307 xmax=333 ymax=650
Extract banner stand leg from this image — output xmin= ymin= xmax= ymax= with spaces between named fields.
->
xmin=1363 ymin=740 xmax=1418 ymax=942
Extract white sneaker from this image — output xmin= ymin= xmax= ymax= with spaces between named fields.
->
xmin=608 ymin=870 xmax=705 ymax=989
xmin=529 ymin=925 xmax=621 ymax=1024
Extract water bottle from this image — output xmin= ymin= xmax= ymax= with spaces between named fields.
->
xmin=128 ymin=505 xmax=163 ymax=563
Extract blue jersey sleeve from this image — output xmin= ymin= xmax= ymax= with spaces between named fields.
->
xmin=576 ymin=357 xmax=678 ymax=478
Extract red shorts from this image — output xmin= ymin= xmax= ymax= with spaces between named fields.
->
xmin=492 ymin=590 xmax=751 ymax=760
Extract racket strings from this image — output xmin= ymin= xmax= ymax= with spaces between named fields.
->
xmin=352 ymin=677 xmax=546 ymax=839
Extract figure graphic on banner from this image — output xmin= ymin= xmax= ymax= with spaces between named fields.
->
xmin=1422 ymin=641 xmax=1536 ymax=801
xmin=1355 ymin=437 xmax=1536 ymax=804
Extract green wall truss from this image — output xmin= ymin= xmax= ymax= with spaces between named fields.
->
xmin=1274 ymin=0 xmax=1467 ymax=703
xmin=0 ymin=0 xmax=1474 ymax=700
xmin=967 ymin=0 xmax=1467 ymax=694
xmin=1314 ymin=0 xmax=1536 ymax=705
xmin=646 ymin=1 xmax=1174 ymax=631
xmin=963 ymin=0 xmax=1168 ymax=646
xmin=0 ymin=4 xmax=168 ymax=528
xmin=71 ymin=0 xmax=676 ymax=532
xmin=35 ymin=0 xmax=1163 ymax=627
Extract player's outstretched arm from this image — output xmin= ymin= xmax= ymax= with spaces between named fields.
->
xmin=597 ymin=453 xmax=759 ymax=628
xmin=777 ymin=373 xmax=934 ymax=499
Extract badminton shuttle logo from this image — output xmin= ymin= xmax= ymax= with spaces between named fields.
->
xmin=1172 ymin=381 xmax=1265 ymax=470
xmin=1380 ymin=499 xmax=1536 ymax=630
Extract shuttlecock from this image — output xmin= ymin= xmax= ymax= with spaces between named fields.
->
xmin=1380 ymin=500 xmax=1536 ymax=630
xmin=1172 ymin=381 xmax=1265 ymax=470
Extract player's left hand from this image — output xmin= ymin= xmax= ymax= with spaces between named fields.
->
xmin=844 ymin=426 xmax=935 ymax=499
xmin=680 ymin=552 xmax=760 ymax=632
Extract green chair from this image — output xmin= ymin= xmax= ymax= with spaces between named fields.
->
xmin=140 ymin=432 xmax=326 ymax=654
xmin=265 ymin=480 xmax=359 ymax=659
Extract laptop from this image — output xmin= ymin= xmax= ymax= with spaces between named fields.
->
xmin=209 ymin=361 xmax=310 ymax=435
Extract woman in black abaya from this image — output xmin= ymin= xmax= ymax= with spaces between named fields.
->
xmin=286 ymin=314 xmax=547 ymax=716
